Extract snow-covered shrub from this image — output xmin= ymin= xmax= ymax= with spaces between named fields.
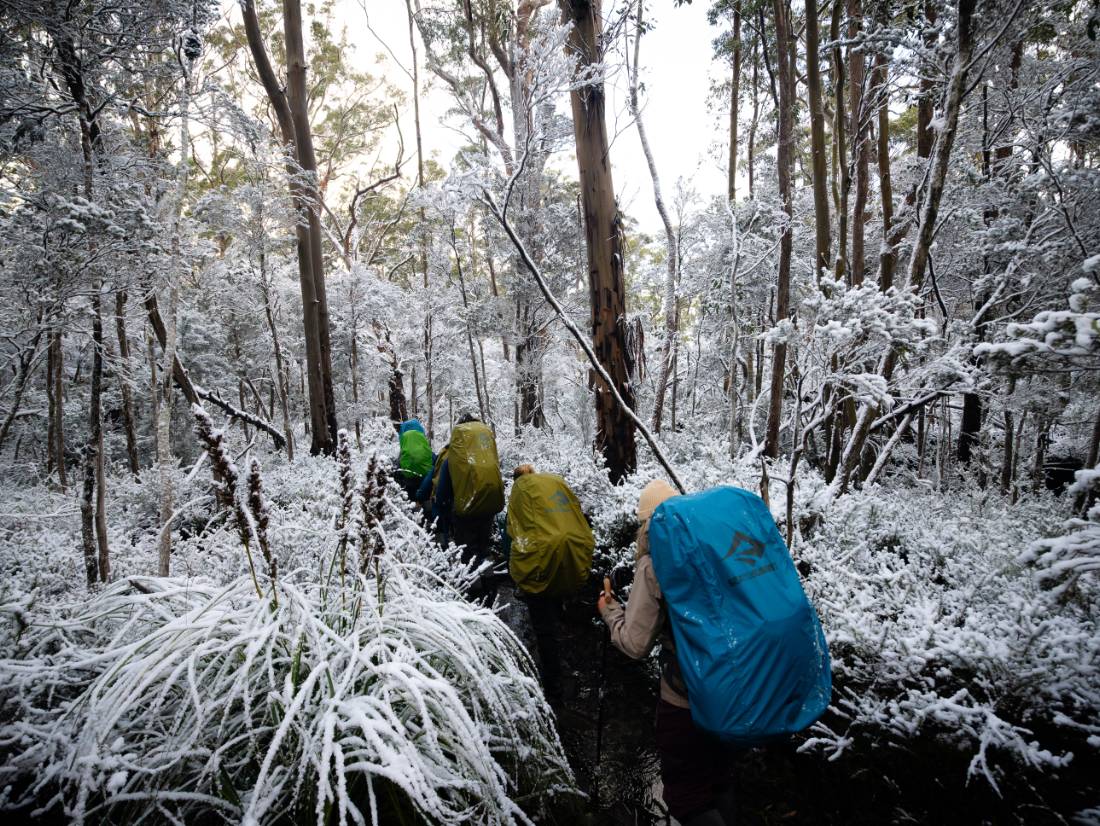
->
xmin=1021 ymin=464 xmax=1100 ymax=595
xmin=0 ymin=566 xmax=573 ymax=824
xmin=798 ymin=485 xmax=1097 ymax=793
xmin=0 ymin=415 xmax=576 ymax=824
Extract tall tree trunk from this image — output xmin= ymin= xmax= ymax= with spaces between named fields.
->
xmin=158 ymin=55 xmax=192 ymax=577
xmin=559 ymin=0 xmax=637 ymax=482
xmin=764 ymin=0 xmax=794 ymax=459
xmin=453 ymin=226 xmax=488 ymax=422
xmin=47 ymin=328 xmax=67 ymax=489
xmin=830 ymin=0 xmax=849 ymax=282
xmin=748 ymin=33 xmax=759 ymax=200
xmin=241 ymin=0 xmax=334 ymax=456
xmin=728 ymin=3 xmax=741 ymax=203
xmin=90 ymin=285 xmax=109 ymax=583
xmin=805 ymin=0 xmax=830 ymax=280
xmin=917 ymin=0 xmax=937 ymax=160
xmin=847 ymin=0 xmax=869 ymax=286
xmin=283 ymin=0 xmax=337 ymax=453
xmin=405 ymin=0 xmax=434 ymax=439
xmin=156 ymin=282 xmax=177 ymax=577
xmin=114 ymin=292 xmax=139 ymax=475
xmin=1000 ymin=376 xmax=1016 ymax=494
xmin=873 ymin=47 xmax=895 ymax=291
xmin=903 ymin=0 xmax=977 ymax=294
xmin=55 ymin=27 xmax=109 ymax=584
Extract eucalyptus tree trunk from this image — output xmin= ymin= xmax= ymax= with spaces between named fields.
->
xmin=847 ymin=0 xmax=869 ymax=286
xmin=873 ymin=47 xmax=895 ymax=291
xmin=241 ymin=0 xmax=335 ymax=455
xmin=727 ymin=3 xmax=741 ymax=203
xmin=509 ymin=3 xmax=551 ymax=430
xmin=405 ymin=0 xmax=433 ymax=438
xmin=283 ymin=0 xmax=337 ymax=452
xmin=47 ymin=328 xmax=67 ymax=489
xmin=158 ymin=54 xmax=192 ymax=577
xmin=559 ymin=0 xmax=637 ymax=482
xmin=805 ymin=0 xmax=830 ymax=280
xmin=830 ymin=0 xmax=848 ymax=282
xmin=114 ymin=292 xmax=139 ymax=475
xmin=57 ymin=30 xmax=110 ymax=585
xmin=764 ymin=0 xmax=794 ymax=460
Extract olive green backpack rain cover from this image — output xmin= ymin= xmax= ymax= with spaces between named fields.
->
xmin=448 ymin=422 xmax=505 ymax=518
xmin=507 ymin=473 xmax=594 ymax=597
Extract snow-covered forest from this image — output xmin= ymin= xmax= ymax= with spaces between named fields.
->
xmin=0 ymin=0 xmax=1098 ymax=822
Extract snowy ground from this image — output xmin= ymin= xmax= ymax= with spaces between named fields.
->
xmin=0 ymin=417 xmax=1097 ymax=823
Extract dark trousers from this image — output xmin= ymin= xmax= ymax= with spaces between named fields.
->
xmin=520 ymin=592 xmax=563 ymax=704
xmin=655 ymin=699 xmax=736 ymax=823
xmin=452 ymin=515 xmax=496 ymax=605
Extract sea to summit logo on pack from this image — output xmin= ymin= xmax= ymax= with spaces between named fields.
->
xmin=546 ymin=489 xmax=571 ymax=514
xmin=722 ymin=531 xmax=776 ymax=586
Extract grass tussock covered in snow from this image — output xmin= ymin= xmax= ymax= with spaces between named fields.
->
xmin=0 ymin=417 xmax=576 ymax=825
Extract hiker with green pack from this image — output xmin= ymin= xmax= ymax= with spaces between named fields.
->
xmin=503 ymin=464 xmax=594 ymax=707
xmin=394 ymin=419 xmax=433 ymax=502
xmin=430 ymin=414 xmax=505 ymax=603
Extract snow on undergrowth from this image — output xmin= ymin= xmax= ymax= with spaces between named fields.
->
xmin=497 ymin=427 xmax=1100 ymax=798
xmin=798 ymin=484 xmax=1099 ymax=793
xmin=0 ymin=569 xmax=571 ymax=825
xmin=0 ymin=414 xmax=1097 ymax=818
xmin=0 ymin=417 xmax=576 ymax=824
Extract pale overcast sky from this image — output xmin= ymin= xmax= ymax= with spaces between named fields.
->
xmin=345 ymin=0 xmax=728 ymax=234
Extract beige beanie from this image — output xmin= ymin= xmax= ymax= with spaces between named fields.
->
xmin=637 ymin=479 xmax=678 ymax=522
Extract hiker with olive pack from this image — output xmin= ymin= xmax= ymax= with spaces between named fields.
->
xmin=598 ymin=480 xmax=831 ymax=826
xmin=430 ymin=415 xmax=505 ymax=602
xmin=503 ymin=464 xmax=594 ymax=706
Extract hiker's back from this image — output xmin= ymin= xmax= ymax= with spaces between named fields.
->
xmin=396 ymin=421 xmax=432 ymax=498
xmin=447 ymin=421 xmax=504 ymax=519
xmin=507 ymin=472 xmax=593 ymax=597
xmin=648 ymin=486 xmax=831 ymax=746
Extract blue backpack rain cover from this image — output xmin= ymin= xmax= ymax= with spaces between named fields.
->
xmin=648 ymin=486 xmax=831 ymax=746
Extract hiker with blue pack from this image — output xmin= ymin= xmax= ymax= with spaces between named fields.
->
xmin=394 ymin=419 xmax=433 ymax=502
xmin=598 ymin=480 xmax=831 ymax=826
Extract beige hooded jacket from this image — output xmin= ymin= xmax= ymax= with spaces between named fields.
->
xmin=599 ymin=485 xmax=689 ymax=708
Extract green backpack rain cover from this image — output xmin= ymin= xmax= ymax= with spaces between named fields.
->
xmin=399 ymin=429 xmax=432 ymax=478
xmin=448 ymin=422 xmax=504 ymax=518
xmin=507 ymin=473 xmax=593 ymax=597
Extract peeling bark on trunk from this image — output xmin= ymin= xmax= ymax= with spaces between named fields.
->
xmin=560 ymin=0 xmax=637 ymax=482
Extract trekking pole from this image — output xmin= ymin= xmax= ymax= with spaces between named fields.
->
xmin=592 ymin=576 xmax=611 ymax=812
